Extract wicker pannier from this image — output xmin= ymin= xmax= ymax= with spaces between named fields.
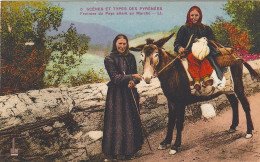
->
xmin=216 ymin=53 xmax=243 ymax=67
xmin=218 ymin=47 xmax=232 ymax=55
xmin=210 ymin=40 xmax=243 ymax=67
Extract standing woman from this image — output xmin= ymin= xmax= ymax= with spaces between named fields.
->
xmin=102 ymin=34 xmax=143 ymax=161
xmin=174 ymin=6 xmax=223 ymax=91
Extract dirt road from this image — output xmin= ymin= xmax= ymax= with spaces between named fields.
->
xmin=130 ymin=93 xmax=260 ymax=162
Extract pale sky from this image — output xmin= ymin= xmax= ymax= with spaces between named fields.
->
xmin=53 ymin=1 xmax=231 ymax=35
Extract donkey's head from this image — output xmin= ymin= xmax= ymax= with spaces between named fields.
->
xmin=130 ymin=33 xmax=175 ymax=84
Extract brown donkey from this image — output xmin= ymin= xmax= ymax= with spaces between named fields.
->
xmin=130 ymin=33 xmax=259 ymax=155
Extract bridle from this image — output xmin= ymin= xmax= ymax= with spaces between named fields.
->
xmin=153 ymin=34 xmax=194 ymax=76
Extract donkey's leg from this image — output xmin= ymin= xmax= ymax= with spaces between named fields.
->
xmin=158 ymin=100 xmax=176 ymax=150
xmin=170 ymin=103 xmax=185 ymax=155
xmin=226 ymin=94 xmax=239 ymax=132
xmin=231 ymin=64 xmax=254 ymax=138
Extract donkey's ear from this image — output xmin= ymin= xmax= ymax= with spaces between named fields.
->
xmin=154 ymin=32 xmax=175 ymax=48
xmin=129 ymin=44 xmax=145 ymax=51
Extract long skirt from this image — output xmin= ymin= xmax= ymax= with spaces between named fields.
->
xmin=187 ymin=53 xmax=213 ymax=81
xmin=102 ymin=85 xmax=143 ymax=156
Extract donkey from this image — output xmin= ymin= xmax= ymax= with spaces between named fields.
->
xmin=130 ymin=33 xmax=259 ymax=155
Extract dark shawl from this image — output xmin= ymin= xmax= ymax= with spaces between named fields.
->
xmin=174 ymin=25 xmax=224 ymax=79
xmin=174 ymin=25 xmax=215 ymax=53
xmin=102 ymin=52 xmax=143 ymax=156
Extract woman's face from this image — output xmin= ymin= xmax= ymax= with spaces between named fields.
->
xmin=116 ymin=38 xmax=127 ymax=54
xmin=190 ymin=10 xmax=200 ymax=24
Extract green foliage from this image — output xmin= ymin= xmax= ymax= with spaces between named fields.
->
xmin=45 ymin=24 xmax=91 ymax=87
xmin=1 ymin=2 xmax=63 ymax=51
xmin=224 ymin=1 xmax=260 ymax=52
xmin=78 ymin=34 xmax=91 ymax=54
xmin=211 ymin=17 xmax=232 ymax=47
xmin=211 ymin=17 xmax=252 ymax=51
xmin=1 ymin=1 xmax=63 ymax=95
xmin=67 ymin=69 xmax=106 ymax=87
xmin=1 ymin=1 xmax=106 ymax=95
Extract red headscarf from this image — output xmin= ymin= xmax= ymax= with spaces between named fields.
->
xmin=185 ymin=6 xmax=204 ymax=28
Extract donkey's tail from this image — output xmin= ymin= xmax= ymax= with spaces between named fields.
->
xmin=243 ymin=61 xmax=260 ymax=81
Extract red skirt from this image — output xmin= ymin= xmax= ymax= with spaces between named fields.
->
xmin=187 ymin=53 xmax=213 ymax=81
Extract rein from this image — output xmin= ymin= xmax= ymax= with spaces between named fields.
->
xmin=156 ymin=34 xmax=194 ymax=76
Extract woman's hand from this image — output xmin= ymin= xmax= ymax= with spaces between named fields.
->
xmin=178 ymin=47 xmax=185 ymax=54
xmin=131 ymin=74 xmax=142 ymax=80
xmin=128 ymin=80 xmax=136 ymax=88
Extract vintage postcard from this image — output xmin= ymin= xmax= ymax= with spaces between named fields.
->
xmin=0 ymin=0 xmax=259 ymax=161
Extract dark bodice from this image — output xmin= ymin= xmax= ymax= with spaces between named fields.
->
xmin=104 ymin=52 xmax=139 ymax=86
xmin=174 ymin=25 xmax=216 ymax=53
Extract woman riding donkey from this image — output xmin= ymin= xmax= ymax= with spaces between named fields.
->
xmin=130 ymin=6 xmax=258 ymax=155
xmin=174 ymin=6 xmax=224 ymax=91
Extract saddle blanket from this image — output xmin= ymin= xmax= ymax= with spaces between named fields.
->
xmin=181 ymin=58 xmax=234 ymax=96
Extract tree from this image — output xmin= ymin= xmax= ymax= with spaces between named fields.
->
xmin=224 ymin=1 xmax=260 ymax=52
xmin=78 ymin=34 xmax=91 ymax=54
xmin=44 ymin=24 xmax=91 ymax=86
xmin=1 ymin=1 xmax=63 ymax=95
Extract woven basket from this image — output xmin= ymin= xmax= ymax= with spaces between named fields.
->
xmin=210 ymin=40 xmax=243 ymax=67
xmin=218 ymin=47 xmax=233 ymax=55
xmin=216 ymin=53 xmax=243 ymax=67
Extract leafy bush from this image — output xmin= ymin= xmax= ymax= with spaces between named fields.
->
xmin=224 ymin=1 xmax=260 ymax=53
xmin=67 ymin=69 xmax=106 ymax=87
xmin=45 ymin=24 xmax=90 ymax=87
xmin=211 ymin=17 xmax=260 ymax=61
xmin=211 ymin=17 xmax=252 ymax=51
xmin=1 ymin=2 xmax=63 ymax=95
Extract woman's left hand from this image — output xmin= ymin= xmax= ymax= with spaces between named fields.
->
xmin=128 ymin=80 xmax=136 ymax=88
